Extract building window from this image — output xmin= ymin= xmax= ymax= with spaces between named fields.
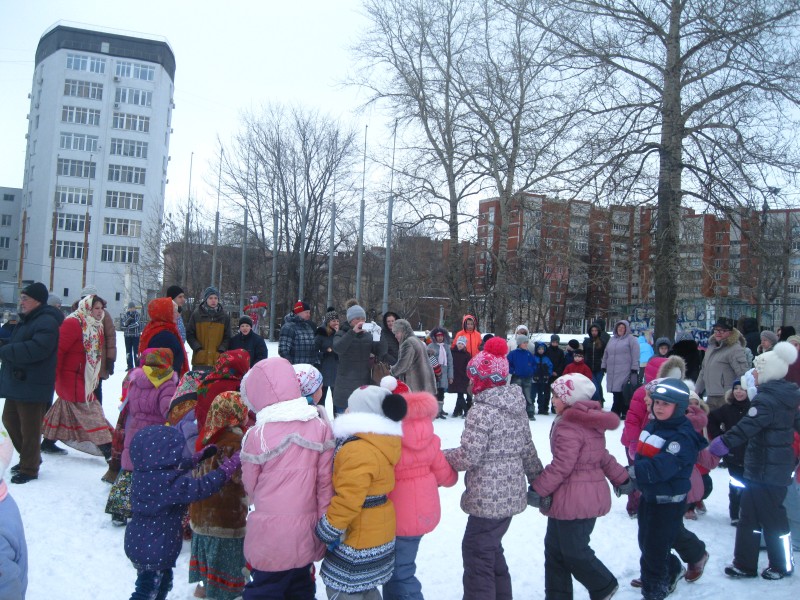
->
xmin=112 ymin=112 xmax=150 ymax=133
xmin=1 ymin=215 xmax=11 ymax=226
xmin=2 ymin=194 xmax=13 ymax=202
xmin=55 ymin=186 xmax=93 ymax=205
xmin=53 ymin=240 xmax=85 ymax=259
xmin=63 ymin=79 xmax=103 ymax=100
xmin=103 ymin=217 xmax=142 ymax=237
xmin=60 ymin=132 xmax=99 ymax=152
xmin=57 ymin=158 xmax=96 ymax=179
xmin=66 ymin=54 xmax=106 ymax=74
xmin=115 ymin=87 xmax=152 ymax=107
xmin=61 ymin=105 xmax=101 ymax=126
xmin=56 ymin=213 xmax=86 ymax=232
xmin=0 ymin=259 xmax=7 ymax=271
xmin=109 ymin=138 xmax=148 ymax=159
xmin=789 ymin=285 xmax=800 ymax=294
xmin=105 ymin=190 xmax=144 ymax=211
xmin=0 ymin=237 xmax=9 ymax=249
xmin=107 ymin=164 xmax=146 ymax=185
xmin=115 ymin=61 xmax=155 ymax=81
xmin=101 ymin=244 xmax=139 ymax=263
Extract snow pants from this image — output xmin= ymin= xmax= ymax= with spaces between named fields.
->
xmin=735 ymin=481 xmax=793 ymax=574
xmin=244 ymin=565 xmax=315 ymax=599
xmin=637 ymin=500 xmax=684 ymax=600
xmin=384 ymin=535 xmax=423 ymax=600
xmin=130 ymin=568 xmax=173 ymax=600
xmin=543 ymin=517 xmax=618 ymax=600
xmin=462 ymin=515 xmax=512 ymax=600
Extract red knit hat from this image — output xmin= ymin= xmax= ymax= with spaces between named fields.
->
xmin=293 ymin=300 xmax=310 ymax=314
xmin=467 ymin=336 xmax=509 ymax=394
xmin=380 ymin=375 xmax=410 ymax=395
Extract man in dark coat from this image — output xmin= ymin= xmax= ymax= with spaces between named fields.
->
xmin=0 ymin=282 xmax=65 ymax=483
xmin=228 ymin=316 xmax=268 ymax=367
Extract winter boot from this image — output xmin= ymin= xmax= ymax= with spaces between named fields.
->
xmin=761 ymin=567 xmax=792 ymax=580
xmin=41 ymin=438 xmax=68 ymax=455
xmin=685 ymin=552 xmax=709 ymax=583
xmin=724 ymin=564 xmax=757 ymax=578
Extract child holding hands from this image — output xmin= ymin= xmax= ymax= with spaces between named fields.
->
xmin=530 ymin=373 xmax=631 ymax=600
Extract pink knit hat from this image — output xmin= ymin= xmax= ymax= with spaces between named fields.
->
xmin=551 ymin=373 xmax=596 ymax=405
xmin=467 ymin=336 xmax=509 ymax=394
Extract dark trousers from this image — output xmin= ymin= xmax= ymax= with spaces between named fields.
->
xmin=638 ymin=500 xmax=684 ymax=600
xmin=735 ymin=481 xmax=792 ymax=574
xmin=671 ymin=522 xmax=706 ymax=565
xmin=510 ymin=376 xmax=533 ymax=415
xmin=610 ymin=392 xmax=626 ymax=417
xmin=591 ymin=371 xmax=604 ymax=404
xmin=454 ymin=393 xmax=472 ymax=416
xmin=130 ymin=568 xmax=173 ymax=600
xmin=2 ymin=399 xmax=46 ymax=477
xmin=728 ymin=467 xmax=745 ymax=521
xmin=462 ymin=515 xmax=512 ymax=600
xmin=244 ymin=564 xmax=315 ymax=599
xmin=384 ymin=535 xmax=423 ymax=600
xmin=534 ymin=380 xmax=549 ymax=413
xmin=544 ymin=517 xmax=618 ymax=600
xmin=125 ymin=335 xmax=140 ymax=370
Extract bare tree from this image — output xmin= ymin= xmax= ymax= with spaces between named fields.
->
xmin=219 ymin=104 xmax=360 ymax=317
xmin=511 ymin=0 xmax=800 ymax=337
xmin=356 ymin=0 xmax=488 ymax=318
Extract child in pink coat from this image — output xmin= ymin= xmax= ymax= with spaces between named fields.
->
xmin=529 ymin=373 xmax=631 ymax=600
xmin=383 ymin=376 xmax=458 ymax=600
xmin=239 ymin=357 xmax=335 ymax=599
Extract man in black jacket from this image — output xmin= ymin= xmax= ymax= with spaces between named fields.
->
xmin=0 ymin=282 xmax=65 ymax=483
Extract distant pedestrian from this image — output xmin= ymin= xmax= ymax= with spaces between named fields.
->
xmin=186 ymin=287 xmax=231 ymax=370
xmin=278 ymin=301 xmax=318 ymax=365
xmin=122 ymin=302 xmax=142 ymax=371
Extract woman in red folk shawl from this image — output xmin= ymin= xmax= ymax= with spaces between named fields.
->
xmin=139 ymin=297 xmax=189 ymax=378
xmin=194 ymin=349 xmax=251 ymax=443
xmin=42 ymin=295 xmax=113 ymax=457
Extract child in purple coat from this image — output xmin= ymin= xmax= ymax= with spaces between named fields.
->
xmin=125 ymin=425 xmax=240 ymax=600
xmin=529 ymin=373 xmax=631 ymax=600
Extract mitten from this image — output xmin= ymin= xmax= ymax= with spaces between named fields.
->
xmin=527 ymin=488 xmax=543 ymax=508
xmin=614 ymin=478 xmax=637 ymax=497
xmin=193 ymin=444 xmax=218 ymax=465
xmin=218 ymin=451 xmax=241 ymax=480
xmin=626 ymin=464 xmax=637 ymax=481
xmin=708 ymin=436 xmax=729 ymax=457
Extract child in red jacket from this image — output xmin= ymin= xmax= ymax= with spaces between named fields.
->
xmin=561 ymin=348 xmax=593 ymax=380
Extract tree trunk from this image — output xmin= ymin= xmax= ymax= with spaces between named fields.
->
xmin=654 ymin=1 xmax=683 ymax=340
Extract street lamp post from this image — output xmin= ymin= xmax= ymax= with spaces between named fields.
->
xmin=81 ymin=153 xmax=93 ymax=288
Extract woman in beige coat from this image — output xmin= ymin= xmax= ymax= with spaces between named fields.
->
xmin=391 ymin=319 xmax=437 ymax=395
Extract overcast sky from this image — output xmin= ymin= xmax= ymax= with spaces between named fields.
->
xmin=0 ymin=0 xmax=378 ymax=216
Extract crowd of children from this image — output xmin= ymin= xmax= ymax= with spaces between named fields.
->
xmin=4 ymin=315 xmax=800 ymax=599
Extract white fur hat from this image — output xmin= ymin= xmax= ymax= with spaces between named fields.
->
xmin=754 ymin=341 xmax=799 ymax=384
xmin=551 ymin=373 xmax=596 ymax=405
xmin=348 ymin=385 xmax=408 ymax=421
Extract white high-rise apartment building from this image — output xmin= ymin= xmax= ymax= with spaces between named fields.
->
xmin=19 ymin=23 xmax=175 ymax=316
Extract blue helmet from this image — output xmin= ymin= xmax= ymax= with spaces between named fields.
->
xmin=649 ymin=378 xmax=690 ymax=416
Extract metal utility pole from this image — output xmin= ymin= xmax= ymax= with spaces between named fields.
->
xmin=327 ymin=196 xmax=335 ymax=309
xmin=355 ymin=125 xmax=367 ymax=302
xmin=269 ymin=209 xmax=278 ymax=341
xmin=181 ymin=152 xmax=194 ymax=288
xmin=382 ymin=120 xmax=398 ymax=315
xmin=240 ymin=208 xmax=248 ymax=314
xmin=211 ymin=147 xmax=222 ymax=288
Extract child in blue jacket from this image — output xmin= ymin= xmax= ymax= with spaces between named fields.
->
xmin=508 ymin=335 xmax=536 ymax=418
xmin=627 ymin=378 xmax=706 ymax=600
xmin=125 ymin=425 xmax=241 ymax=600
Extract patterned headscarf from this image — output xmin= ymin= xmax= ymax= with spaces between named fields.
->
xmin=141 ymin=347 xmax=175 ymax=389
xmin=166 ymin=370 xmax=205 ymax=426
xmin=199 ymin=391 xmax=249 ymax=447
xmin=66 ymin=295 xmax=105 ymax=402
xmin=194 ymin=349 xmax=252 ymax=432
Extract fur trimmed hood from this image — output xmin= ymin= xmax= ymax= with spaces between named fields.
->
xmin=402 ymin=391 xmax=439 ymax=421
xmin=332 ymin=411 xmax=404 ymax=439
xmin=709 ymin=327 xmax=743 ymax=348
xmin=657 ymin=355 xmax=686 ymax=379
xmin=561 ymin=400 xmax=620 ymax=432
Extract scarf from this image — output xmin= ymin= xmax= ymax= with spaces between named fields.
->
xmin=138 ymin=297 xmax=189 ymax=377
xmin=199 ymin=391 xmax=249 ymax=447
xmin=140 ymin=347 xmax=175 ymax=389
xmin=240 ymin=397 xmax=321 ymax=457
xmin=67 ymin=296 xmax=104 ymax=402
xmin=438 ymin=343 xmax=447 ymax=367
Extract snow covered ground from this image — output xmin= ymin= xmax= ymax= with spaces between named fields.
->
xmin=4 ymin=333 xmax=797 ymax=599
